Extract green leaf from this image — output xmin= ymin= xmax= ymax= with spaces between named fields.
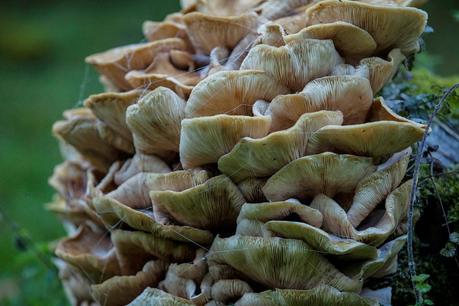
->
xmin=413 ymin=274 xmax=430 ymax=283
xmin=449 ymin=232 xmax=459 ymax=244
xmin=440 ymin=242 xmax=457 ymax=258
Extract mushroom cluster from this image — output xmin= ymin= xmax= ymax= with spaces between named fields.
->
xmin=48 ymin=0 xmax=428 ymax=305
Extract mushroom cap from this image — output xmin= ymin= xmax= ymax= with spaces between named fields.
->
xmin=185 ymin=70 xmax=289 ymax=117
xmin=306 ymin=0 xmax=427 ymax=55
xmin=195 ymin=0 xmax=265 ymax=17
xmin=241 ymin=38 xmax=342 ymax=92
xmin=112 ymin=230 xmax=197 ymax=274
xmin=142 ymin=21 xmax=189 ymax=44
xmin=114 ymin=153 xmax=171 ymax=185
xmin=263 ymin=152 xmax=376 ymax=201
xmin=128 ymin=288 xmax=194 ymax=306
xmin=180 ymin=115 xmax=271 ymax=169
xmin=269 ymin=75 xmax=373 ymax=131
xmin=91 ymin=260 xmax=168 ymax=306
xmin=292 ymin=21 xmax=377 ymax=59
xmin=53 ymin=113 xmax=123 ymax=172
xmin=346 ymin=150 xmax=410 ymax=227
xmin=92 ymin=196 xmax=214 ymax=245
xmin=306 ymin=120 xmax=424 ymax=159
xmin=55 ymin=226 xmax=120 ymax=282
xmin=208 ymin=235 xmax=361 ymax=292
xmin=235 ymin=285 xmax=378 ymax=306
xmin=183 ymin=12 xmax=258 ymax=54
xmin=211 ymin=279 xmax=253 ymax=303
xmin=236 ymin=200 xmax=323 ymax=236
xmin=218 ymin=111 xmax=343 ymax=182
xmin=125 ymin=52 xmax=200 ymax=99
xmin=311 ymin=180 xmax=412 ymax=246
xmin=84 ymin=89 xmax=141 ymax=142
xmin=107 ymin=169 xmax=209 ymax=209
xmin=266 ymin=221 xmax=378 ymax=260
xmin=85 ymin=38 xmax=188 ymax=90
xmin=126 ymin=87 xmax=186 ymax=156
xmin=150 ymin=175 xmax=245 ymax=231
xmin=236 ymin=178 xmax=267 ymax=203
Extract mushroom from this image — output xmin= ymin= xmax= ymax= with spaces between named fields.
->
xmin=107 ymin=169 xmax=210 ymax=209
xmin=126 ymin=87 xmax=186 ymax=157
xmin=185 ymin=70 xmax=289 ymax=117
xmin=114 ymin=153 xmax=171 ymax=185
xmin=208 ymin=235 xmax=362 ymax=292
xmin=85 ymin=38 xmax=188 ymax=91
xmin=306 ymin=0 xmax=427 ymax=55
xmin=218 ymin=111 xmax=343 ymax=182
xmin=91 ymin=260 xmax=168 ymax=306
xmin=55 ymin=226 xmax=121 ymax=282
xmin=235 ymin=285 xmax=378 ymax=306
xmin=125 ymin=53 xmax=201 ymax=99
xmin=127 ymin=288 xmax=194 ymax=305
xmin=150 ymin=175 xmax=245 ymax=231
xmin=268 ymin=75 xmax=373 ymax=131
xmin=263 ymin=152 xmax=377 ymax=201
xmin=241 ymin=38 xmax=343 ymax=92
xmin=183 ymin=12 xmax=258 ymax=54
xmin=180 ymin=115 xmax=271 ymax=169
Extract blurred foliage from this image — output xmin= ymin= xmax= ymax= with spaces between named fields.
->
xmin=0 ymin=0 xmax=458 ymax=305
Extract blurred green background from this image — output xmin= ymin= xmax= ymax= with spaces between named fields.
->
xmin=0 ymin=0 xmax=458 ymax=305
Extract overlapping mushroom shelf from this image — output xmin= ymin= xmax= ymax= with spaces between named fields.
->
xmin=48 ymin=0 xmax=428 ymax=305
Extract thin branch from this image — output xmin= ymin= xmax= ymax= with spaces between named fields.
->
xmin=407 ymin=82 xmax=459 ymax=304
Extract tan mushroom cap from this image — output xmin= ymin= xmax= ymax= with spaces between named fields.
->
xmin=114 ymin=153 xmax=171 ymax=185
xmin=294 ymin=21 xmax=377 ymax=59
xmin=84 ymin=89 xmax=141 ymax=142
xmin=180 ymin=115 xmax=271 ymax=169
xmin=112 ymin=230 xmax=197 ymax=274
xmin=55 ymin=260 xmax=96 ymax=306
xmin=237 ymin=178 xmax=267 ymax=203
xmin=91 ymin=260 xmax=168 ymax=306
xmin=92 ymin=196 xmax=214 ymax=245
xmin=235 ymin=285 xmax=378 ymax=306
xmin=85 ymin=38 xmax=188 ymax=90
xmin=125 ymin=53 xmax=200 ymax=99
xmin=258 ymin=0 xmax=311 ymax=20
xmin=263 ymin=152 xmax=376 ymax=202
xmin=183 ymin=12 xmax=258 ymax=54
xmin=342 ymin=235 xmax=407 ymax=280
xmin=267 ymin=221 xmax=378 ymax=260
xmin=357 ymin=0 xmax=427 ymax=8
xmin=107 ymin=169 xmax=209 ymax=209
xmin=306 ymin=0 xmax=427 ymax=55
xmin=306 ymin=120 xmax=424 ymax=159
xmin=96 ymin=121 xmax=134 ymax=154
xmin=218 ymin=111 xmax=343 ymax=182
xmin=126 ymin=87 xmax=186 ymax=156
xmin=269 ymin=75 xmax=373 ymax=131
xmin=128 ymin=288 xmax=194 ymax=306
xmin=208 ymin=235 xmax=361 ymax=292
xmin=367 ymin=97 xmax=421 ymax=124
xmin=211 ymin=279 xmax=253 ymax=304
xmin=195 ymin=0 xmax=265 ymax=17
xmin=159 ymin=251 xmax=207 ymax=300
xmin=241 ymin=38 xmax=342 ymax=92
xmin=311 ymin=180 xmax=412 ymax=246
xmin=142 ymin=21 xmax=189 ymax=44
xmin=49 ymin=161 xmax=87 ymax=201
xmin=53 ymin=112 xmax=123 ymax=172
xmin=236 ymin=200 xmax=323 ymax=236
xmin=185 ymin=70 xmax=289 ymax=117
xmin=360 ymin=49 xmax=406 ymax=93
xmin=55 ymin=226 xmax=120 ymax=282
xmin=346 ymin=151 xmax=410 ymax=228
xmin=151 ymin=175 xmax=245 ymax=231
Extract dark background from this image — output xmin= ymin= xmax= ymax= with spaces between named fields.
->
xmin=0 ymin=0 xmax=458 ymax=304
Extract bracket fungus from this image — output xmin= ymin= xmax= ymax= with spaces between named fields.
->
xmin=48 ymin=0 xmax=429 ymax=305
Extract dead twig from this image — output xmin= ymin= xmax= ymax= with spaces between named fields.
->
xmin=407 ymin=82 xmax=459 ymax=304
